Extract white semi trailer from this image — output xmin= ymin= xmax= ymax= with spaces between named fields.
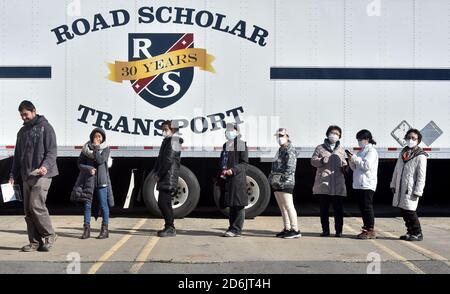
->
xmin=0 ymin=0 xmax=448 ymax=217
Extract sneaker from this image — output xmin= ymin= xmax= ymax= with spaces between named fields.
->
xmin=275 ymin=229 xmax=289 ymax=238
xmin=357 ymin=229 xmax=376 ymax=240
xmin=399 ymin=234 xmax=411 ymax=240
xmin=406 ymin=233 xmax=423 ymax=242
xmin=335 ymin=232 xmax=343 ymax=238
xmin=157 ymin=226 xmax=176 ymax=237
xmin=21 ymin=243 xmax=40 ymax=252
xmin=223 ymin=230 xmax=241 ymax=237
xmin=283 ymin=229 xmax=302 ymax=239
xmin=39 ymin=233 xmax=57 ymax=252
xmin=320 ymin=231 xmax=330 ymax=237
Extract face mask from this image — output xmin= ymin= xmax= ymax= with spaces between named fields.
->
xmin=277 ymin=137 xmax=288 ymax=146
xmin=406 ymin=139 xmax=417 ymax=148
xmin=328 ymin=134 xmax=339 ymax=144
xmin=162 ymin=131 xmax=172 ymax=138
xmin=358 ymin=140 xmax=367 ymax=148
xmin=225 ymin=130 xmax=237 ymax=141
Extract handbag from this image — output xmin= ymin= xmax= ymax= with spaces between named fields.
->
xmin=268 ymin=172 xmax=284 ymax=189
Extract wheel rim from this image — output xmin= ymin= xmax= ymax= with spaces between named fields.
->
xmin=154 ymin=178 xmax=190 ymax=209
xmin=245 ymin=176 xmax=260 ymax=209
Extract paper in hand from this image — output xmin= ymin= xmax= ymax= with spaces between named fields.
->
xmin=1 ymin=183 xmax=22 ymax=203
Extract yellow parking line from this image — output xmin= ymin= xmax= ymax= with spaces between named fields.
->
xmin=129 ymin=236 xmax=160 ymax=274
xmin=87 ymin=219 xmax=147 ymax=274
xmin=350 ymin=216 xmax=450 ymax=267
xmin=378 ymin=230 xmax=450 ymax=267
xmin=344 ymin=224 xmax=426 ymax=274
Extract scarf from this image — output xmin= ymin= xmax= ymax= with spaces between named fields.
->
xmin=323 ymin=139 xmax=340 ymax=153
xmin=82 ymin=141 xmax=108 ymax=159
xmin=401 ymin=146 xmax=428 ymax=162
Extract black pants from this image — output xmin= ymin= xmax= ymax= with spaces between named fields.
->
xmin=319 ymin=195 xmax=344 ymax=233
xmin=355 ymin=189 xmax=375 ymax=230
xmin=400 ymin=209 xmax=422 ymax=235
xmin=229 ymin=206 xmax=245 ymax=234
xmin=158 ymin=190 xmax=175 ymax=228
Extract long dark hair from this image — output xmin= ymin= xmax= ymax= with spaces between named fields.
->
xmin=356 ymin=129 xmax=376 ymax=145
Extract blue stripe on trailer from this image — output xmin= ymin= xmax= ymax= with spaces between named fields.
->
xmin=270 ymin=67 xmax=450 ymax=81
xmin=0 ymin=66 xmax=51 ymax=78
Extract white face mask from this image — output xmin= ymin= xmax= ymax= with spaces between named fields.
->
xmin=328 ymin=134 xmax=339 ymax=144
xmin=358 ymin=140 xmax=367 ymax=148
xmin=406 ymin=139 xmax=418 ymax=148
xmin=225 ymin=130 xmax=237 ymax=141
xmin=162 ymin=130 xmax=172 ymax=138
xmin=277 ymin=137 xmax=288 ymax=146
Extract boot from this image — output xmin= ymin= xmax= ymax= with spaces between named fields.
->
xmin=80 ymin=224 xmax=90 ymax=239
xmin=97 ymin=224 xmax=109 ymax=239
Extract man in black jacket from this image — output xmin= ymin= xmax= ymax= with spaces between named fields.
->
xmin=152 ymin=120 xmax=183 ymax=237
xmin=9 ymin=101 xmax=58 ymax=252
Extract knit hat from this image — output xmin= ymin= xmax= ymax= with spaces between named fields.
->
xmin=90 ymin=128 xmax=106 ymax=143
xmin=274 ymin=128 xmax=289 ymax=137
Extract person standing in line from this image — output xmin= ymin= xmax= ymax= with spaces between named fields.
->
xmin=390 ymin=129 xmax=427 ymax=241
xmin=269 ymin=128 xmax=301 ymax=239
xmin=9 ymin=100 xmax=58 ymax=252
xmin=348 ymin=129 xmax=379 ymax=240
xmin=152 ymin=120 xmax=183 ymax=237
xmin=71 ymin=128 xmax=114 ymax=239
xmin=311 ymin=125 xmax=348 ymax=238
xmin=218 ymin=123 xmax=249 ymax=237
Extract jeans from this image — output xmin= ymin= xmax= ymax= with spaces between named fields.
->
xmin=319 ymin=195 xmax=344 ymax=233
xmin=355 ymin=189 xmax=375 ymax=229
xmin=229 ymin=206 xmax=245 ymax=234
xmin=84 ymin=187 xmax=109 ymax=225
xmin=158 ymin=190 xmax=175 ymax=228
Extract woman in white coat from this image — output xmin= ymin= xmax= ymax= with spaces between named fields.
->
xmin=349 ymin=130 xmax=379 ymax=240
xmin=390 ymin=129 xmax=428 ymax=241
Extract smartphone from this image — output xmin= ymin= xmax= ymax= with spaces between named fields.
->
xmin=345 ymin=149 xmax=353 ymax=157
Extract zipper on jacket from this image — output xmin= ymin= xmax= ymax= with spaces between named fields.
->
xmin=397 ymin=163 xmax=406 ymax=207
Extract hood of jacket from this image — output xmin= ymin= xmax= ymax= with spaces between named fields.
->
xmin=23 ymin=114 xmax=47 ymax=127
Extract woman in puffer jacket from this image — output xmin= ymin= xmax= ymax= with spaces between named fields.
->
xmin=71 ymin=128 xmax=114 ymax=239
xmin=269 ymin=128 xmax=301 ymax=239
xmin=349 ymin=129 xmax=379 ymax=240
xmin=390 ymin=129 xmax=428 ymax=242
xmin=152 ymin=120 xmax=183 ymax=237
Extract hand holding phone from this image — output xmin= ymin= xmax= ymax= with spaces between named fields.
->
xmin=345 ymin=149 xmax=353 ymax=157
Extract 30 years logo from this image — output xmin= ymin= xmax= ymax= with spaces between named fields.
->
xmin=107 ymin=33 xmax=215 ymax=108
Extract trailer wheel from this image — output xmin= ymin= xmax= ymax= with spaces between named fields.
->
xmin=213 ymin=165 xmax=270 ymax=219
xmin=143 ymin=165 xmax=200 ymax=218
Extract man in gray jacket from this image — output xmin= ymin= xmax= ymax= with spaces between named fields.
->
xmin=9 ymin=100 xmax=58 ymax=252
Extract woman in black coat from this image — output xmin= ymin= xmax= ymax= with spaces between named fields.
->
xmin=152 ymin=120 xmax=183 ymax=237
xmin=71 ymin=128 xmax=114 ymax=239
xmin=218 ymin=123 xmax=249 ymax=237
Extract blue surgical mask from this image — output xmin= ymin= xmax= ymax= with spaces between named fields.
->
xmin=358 ymin=140 xmax=367 ymax=148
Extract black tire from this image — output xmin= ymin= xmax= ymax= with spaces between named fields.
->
xmin=213 ymin=165 xmax=270 ymax=219
xmin=143 ymin=165 xmax=200 ymax=218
